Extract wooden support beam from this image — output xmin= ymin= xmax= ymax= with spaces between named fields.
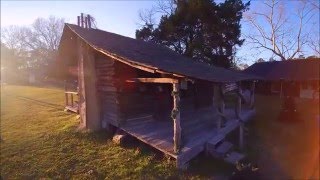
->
xmin=77 ymin=38 xmax=87 ymax=127
xmin=239 ymin=123 xmax=244 ymax=150
xmin=220 ymin=95 xmax=225 ymax=129
xmin=214 ymin=84 xmax=225 ymax=129
xmin=172 ymin=83 xmax=181 ymax=153
xmin=126 ymin=78 xmax=179 ymax=84
xmin=71 ymin=94 xmax=74 ymax=106
xmin=236 ymin=82 xmax=244 ymax=150
xmin=64 ymin=81 xmax=68 ymax=106
xmin=250 ymin=81 xmax=255 ymax=109
xmin=235 ymin=82 xmax=242 ymax=120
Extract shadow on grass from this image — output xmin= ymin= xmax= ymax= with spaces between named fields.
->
xmin=3 ymin=93 xmax=65 ymax=111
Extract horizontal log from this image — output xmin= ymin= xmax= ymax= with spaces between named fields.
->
xmin=102 ymin=101 xmax=119 ymax=107
xmin=97 ymin=78 xmax=115 ymax=82
xmin=102 ymin=108 xmax=119 ymax=113
xmin=65 ymin=91 xmax=78 ymax=95
xmin=96 ymin=67 xmax=115 ymax=72
xmin=102 ymin=101 xmax=118 ymax=106
xmin=96 ymin=68 xmax=115 ymax=72
xmin=103 ymin=113 xmax=119 ymax=119
xmin=97 ymin=82 xmax=116 ymax=87
xmin=96 ymin=59 xmax=115 ymax=65
xmin=103 ymin=107 xmax=118 ymax=112
xmin=100 ymin=92 xmax=118 ymax=96
xmin=104 ymin=112 xmax=119 ymax=119
xmin=97 ymin=76 xmax=114 ymax=81
xmin=96 ymin=69 xmax=115 ymax=74
xmin=96 ymin=63 xmax=114 ymax=68
xmin=126 ymin=78 xmax=178 ymax=84
xmin=98 ymin=86 xmax=117 ymax=92
xmin=100 ymin=95 xmax=117 ymax=99
xmin=102 ymin=97 xmax=118 ymax=103
xmin=100 ymin=92 xmax=117 ymax=96
xmin=98 ymin=84 xmax=117 ymax=92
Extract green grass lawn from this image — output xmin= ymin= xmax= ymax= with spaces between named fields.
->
xmin=0 ymin=85 xmax=233 ymax=179
xmin=1 ymin=85 xmax=319 ymax=179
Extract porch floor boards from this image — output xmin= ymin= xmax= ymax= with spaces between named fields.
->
xmin=120 ymin=107 xmax=255 ymax=165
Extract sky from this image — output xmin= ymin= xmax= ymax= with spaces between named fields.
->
xmin=1 ymin=0 xmax=319 ymax=65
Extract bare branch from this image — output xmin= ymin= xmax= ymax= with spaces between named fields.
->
xmin=244 ymin=0 xmax=318 ymax=60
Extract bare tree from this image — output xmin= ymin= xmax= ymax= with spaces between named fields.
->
xmin=1 ymin=16 xmax=65 ymax=71
xmin=1 ymin=26 xmax=31 ymax=55
xmin=31 ymin=16 xmax=64 ymax=51
xmin=244 ymin=0 xmax=319 ymax=60
xmin=1 ymin=16 xmax=64 ymax=52
xmin=137 ymin=0 xmax=175 ymax=27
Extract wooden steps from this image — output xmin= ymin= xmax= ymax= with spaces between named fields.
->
xmin=207 ymin=140 xmax=233 ymax=158
xmin=224 ymin=151 xmax=245 ymax=164
xmin=207 ymin=134 xmax=225 ymax=147
xmin=215 ymin=141 xmax=233 ymax=157
xmin=206 ymin=136 xmax=245 ymax=165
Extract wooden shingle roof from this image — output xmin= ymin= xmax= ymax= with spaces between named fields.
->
xmin=62 ymin=24 xmax=257 ymax=83
xmin=244 ymin=59 xmax=320 ymax=81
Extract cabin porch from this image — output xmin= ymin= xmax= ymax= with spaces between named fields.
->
xmin=119 ymin=106 xmax=255 ymax=167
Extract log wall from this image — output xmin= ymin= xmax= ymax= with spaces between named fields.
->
xmin=95 ymin=55 xmax=120 ymax=127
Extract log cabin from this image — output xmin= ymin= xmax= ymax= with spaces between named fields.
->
xmin=58 ymin=16 xmax=258 ymax=168
xmin=244 ymin=59 xmax=320 ymax=99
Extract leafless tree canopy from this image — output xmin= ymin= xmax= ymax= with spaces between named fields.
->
xmin=1 ymin=16 xmax=65 ymax=70
xmin=138 ymin=0 xmax=176 ymax=27
xmin=2 ymin=16 xmax=64 ymax=52
xmin=244 ymin=0 xmax=319 ymax=60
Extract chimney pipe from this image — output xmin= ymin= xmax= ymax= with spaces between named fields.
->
xmin=81 ymin=13 xmax=84 ymax=27
xmin=77 ymin=16 xmax=80 ymax=26
xmin=84 ymin=16 xmax=88 ymax=28
xmin=87 ymin=15 xmax=91 ymax=29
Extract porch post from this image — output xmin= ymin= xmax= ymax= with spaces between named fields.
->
xmin=64 ymin=80 xmax=68 ymax=106
xmin=236 ymin=82 xmax=242 ymax=119
xmin=214 ymin=84 xmax=225 ymax=129
xmin=172 ymin=83 xmax=181 ymax=153
xmin=250 ymin=81 xmax=255 ymax=109
xmin=236 ymin=82 xmax=244 ymax=150
xmin=239 ymin=124 xmax=244 ymax=150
